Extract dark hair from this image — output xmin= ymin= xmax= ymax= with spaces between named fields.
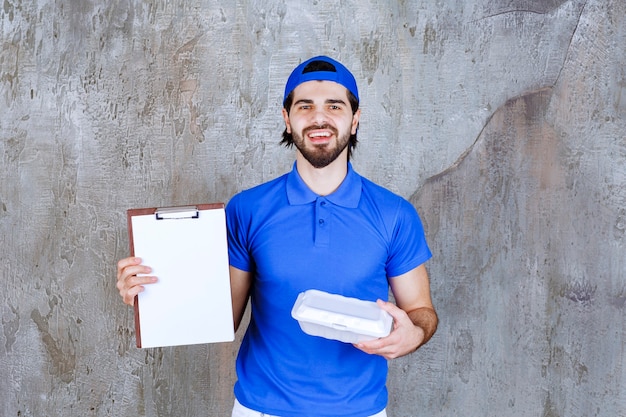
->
xmin=281 ymin=60 xmax=360 ymax=160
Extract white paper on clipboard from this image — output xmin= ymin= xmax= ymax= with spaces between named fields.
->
xmin=127 ymin=204 xmax=234 ymax=348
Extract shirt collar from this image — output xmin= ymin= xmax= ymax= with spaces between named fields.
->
xmin=286 ymin=161 xmax=362 ymax=208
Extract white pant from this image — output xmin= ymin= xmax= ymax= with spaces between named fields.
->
xmin=232 ymin=398 xmax=387 ymax=417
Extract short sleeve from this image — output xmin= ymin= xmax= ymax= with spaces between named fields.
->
xmin=386 ymin=199 xmax=432 ymax=278
xmin=225 ymin=194 xmax=254 ymax=272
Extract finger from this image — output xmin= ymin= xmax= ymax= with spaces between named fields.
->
xmin=116 ymin=257 xmax=148 ymax=282
xmin=117 ymin=263 xmax=153 ymax=288
xmin=120 ymin=264 xmax=153 ymax=280
xmin=377 ymin=300 xmax=414 ymax=330
xmin=353 ymin=342 xmax=377 ymax=355
xmin=122 ymin=285 xmax=144 ymax=306
xmin=355 ymin=334 xmax=392 ymax=352
xmin=376 ymin=299 xmax=402 ymax=318
xmin=117 ymin=256 xmax=142 ymax=273
xmin=354 ymin=341 xmax=395 ymax=359
xmin=117 ymin=272 xmax=156 ymax=291
xmin=116 ymin=261 xmax=156 ymax=306
xmin=119 ymin=274 xmax=158 ymax=305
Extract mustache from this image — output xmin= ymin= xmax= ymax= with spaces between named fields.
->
xmin=303 ymin=124 xmax=338 ymax=136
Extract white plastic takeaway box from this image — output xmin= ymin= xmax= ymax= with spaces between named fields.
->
xmin=291 ymin=289 xmax=393 ymax=344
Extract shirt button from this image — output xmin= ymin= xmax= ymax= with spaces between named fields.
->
xmin=319 ymin=219 xmax=325 ymax=225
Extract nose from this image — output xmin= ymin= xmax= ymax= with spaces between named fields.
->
xmin=311 ymin=108 xmax=329 ymax=126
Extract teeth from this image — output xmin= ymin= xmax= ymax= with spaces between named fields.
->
xmin=309 ymin=132 xmax=331 ymax=138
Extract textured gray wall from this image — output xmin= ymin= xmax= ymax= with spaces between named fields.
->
xmin=1 ymin=0 xmax=624 ymax=416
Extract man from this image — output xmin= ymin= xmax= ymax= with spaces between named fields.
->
xmin=117 ymin=56 xmax=437 ymax=417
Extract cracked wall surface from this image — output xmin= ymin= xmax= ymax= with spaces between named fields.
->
xmin=1 ymin=0 xmax=624 ymax=416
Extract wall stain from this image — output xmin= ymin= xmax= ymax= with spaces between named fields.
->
xmin=2 ymin=304 xmax=19 ymax=352
xmin=173 ymin=34 xmax=206 ymax=143
xmin=423 ymin=22 xmax=437 ymax=55
xmin=360 ymin=34 xmax=380 ymax=85
xmin=116 ymin=324 xmax=133 ymax=357
xmin=614 ymin=209 xmax=625 ymax=240
xmin=451 ymin=328 xmax=474 ymax=383
xmin=473 ymin=0 xmax=571 ymax=22
xmin=30 ymin=295 xmax=76 ymax=384
xmin=2 ymin=130 xmax=27 ymax=164
xmin=562 ymin=279 xmax=596 ymax=305
xmin=546 ymin=344 xmax=589 ymax=386
xmin=609 ymin=290 xmax=626 ymax=309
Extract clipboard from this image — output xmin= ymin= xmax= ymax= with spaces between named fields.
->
xmin=127 ymin=203 xmax=234 ymax=348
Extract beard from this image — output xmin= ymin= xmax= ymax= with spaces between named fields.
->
xmin=292 ymin=124 xmax=351 ymax=169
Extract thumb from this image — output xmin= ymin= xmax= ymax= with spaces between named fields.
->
xmin=376 ymin=299 xmax=403 ymax=320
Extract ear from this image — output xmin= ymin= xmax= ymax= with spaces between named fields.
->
xmin=282 ymin=108 xmax=291 ymax=133
xmin=351 ymin=109 xmax=361 ymax=135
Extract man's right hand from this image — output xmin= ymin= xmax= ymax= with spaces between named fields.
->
xmin=116 ymin=257 xmax=157 ymax=306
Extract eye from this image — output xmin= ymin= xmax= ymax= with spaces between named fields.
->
xmin=327 ymin=101 xmax=346 ymax=111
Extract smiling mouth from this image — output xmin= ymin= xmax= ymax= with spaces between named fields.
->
xmin=308 ymin=131 xmax=332 ymax=139
xmin=304 ymin=125 xmax=337 ymax=143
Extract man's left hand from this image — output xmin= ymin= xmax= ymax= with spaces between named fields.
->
xmin=354 ymin=300 xmax=425 ymax=359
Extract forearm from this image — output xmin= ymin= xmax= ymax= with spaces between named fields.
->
xmin=230 ymin=266 xmax=252 ymax=332
xmin=407 ymin=306 xmax=438 ymax=347
xmin=232 ymin=293 xmax=249 ymax=332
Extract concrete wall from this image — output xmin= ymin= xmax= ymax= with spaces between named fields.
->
xmin=1 ymin=0 xmax=624 ymax=416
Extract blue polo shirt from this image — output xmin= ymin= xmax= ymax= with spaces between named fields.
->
xmin=226 ymin=162 xmax=431 ymax=417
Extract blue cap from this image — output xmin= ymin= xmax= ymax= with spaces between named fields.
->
xmin=283 ymin=56 xmax=359 ymax=106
